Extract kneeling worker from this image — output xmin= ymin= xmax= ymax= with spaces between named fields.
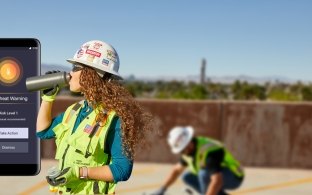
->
xmin=152 ymin=126 xmax=244 ymax=195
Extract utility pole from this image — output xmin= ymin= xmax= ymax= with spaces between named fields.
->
xmin=200 ymin=58 xmax=206 ymax=85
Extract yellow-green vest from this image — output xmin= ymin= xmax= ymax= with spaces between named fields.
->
xmin=182 ymin=137 xmax=244 ymax=178
xmin=52 ymin=101 xmax=117 ymax=194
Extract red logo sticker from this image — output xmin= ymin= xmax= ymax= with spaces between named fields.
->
xmin=86 ymin=49 xmax=101 ymax=57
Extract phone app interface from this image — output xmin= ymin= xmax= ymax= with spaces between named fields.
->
xmin=0 ymin=45 xmax=39 ymax=164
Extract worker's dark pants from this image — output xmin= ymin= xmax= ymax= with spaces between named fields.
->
xmin=182 ymin=167 xmax=243 ymax=195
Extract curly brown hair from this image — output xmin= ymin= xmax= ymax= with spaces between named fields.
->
xmin=79 ymin=66 xmax=153 ymax=160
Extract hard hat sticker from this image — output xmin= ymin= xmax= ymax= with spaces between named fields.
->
xmin=107 ymin=50 xmax=117 ymax=62
xmin=76 ymin=49 xmax=84 ymax=58
xmin=92 ymin=42 xmax=103 ymax=50
xmin=86 ymin=49 xmax=101 ymax=57
xmin=102 ymin=59 xmax=109 ymax=66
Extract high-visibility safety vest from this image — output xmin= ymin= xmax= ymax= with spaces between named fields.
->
xmin=182 ymin=137 xmax=244 ymax=178
xmin=52 ymin=101 xmax=117 ymax=194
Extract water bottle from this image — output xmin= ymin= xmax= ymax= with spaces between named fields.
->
xmin=25 ymin=71 xmax=71 ymax=92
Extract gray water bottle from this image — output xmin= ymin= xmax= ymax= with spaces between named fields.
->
xmin=25 ymin=71 xmax=71 ymax=92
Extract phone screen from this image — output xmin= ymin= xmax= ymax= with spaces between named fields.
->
xmin=0 ymin=38 xmax=40 ymax=175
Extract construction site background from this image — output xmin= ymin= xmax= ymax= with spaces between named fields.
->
xmin=2 ymin=95 xmax=311 ymax=195
xmin=41 ymin=96 xmax=312 ymax=169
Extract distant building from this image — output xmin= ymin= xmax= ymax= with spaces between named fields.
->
xmin=200 ymin=58 xmax=206 ymax=84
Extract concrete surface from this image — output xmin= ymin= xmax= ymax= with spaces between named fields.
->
xmin=1 ymin=159 xmax=311 ymax=195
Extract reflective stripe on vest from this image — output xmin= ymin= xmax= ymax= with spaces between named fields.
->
xmin=52 ymin=101 xmax=117 ymax=194
xmin=182 ymin=137 xmax=244 ymax=178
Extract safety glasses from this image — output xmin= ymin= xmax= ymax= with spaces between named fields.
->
xmin=72 ymin=64 xmax=84 ymax=72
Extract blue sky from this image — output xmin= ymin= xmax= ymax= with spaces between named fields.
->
xmin=1 ymin=0 xmax=311 ymax=81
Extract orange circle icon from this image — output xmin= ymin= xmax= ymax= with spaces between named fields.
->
xmin=0 ymin=58 xmax=22 ymax=86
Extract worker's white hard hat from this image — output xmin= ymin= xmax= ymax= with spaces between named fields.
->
xmin=167 ymin=126 xmax=194 ymax=154
xmin=67 ymin=40 xmax=122 ymax=79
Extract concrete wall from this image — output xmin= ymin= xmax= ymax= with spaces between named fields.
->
xmin=221 ymin=102 xmax=312 ymax=168
xmin=40 ymin=96 xmax=312 ymax=168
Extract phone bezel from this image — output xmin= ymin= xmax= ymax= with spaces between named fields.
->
xmin=0 ymin=38 xmax=41 ymax=176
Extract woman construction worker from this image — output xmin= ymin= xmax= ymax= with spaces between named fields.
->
xmin=151 ymin=126 xmax=244 ymax=195
xmin=36 ymin=40 xmax=152 ymax=194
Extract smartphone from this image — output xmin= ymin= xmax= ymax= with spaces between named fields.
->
xmin=0 ymin=38 xmax=40 ymax=175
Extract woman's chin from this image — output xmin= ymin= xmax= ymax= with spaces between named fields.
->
xmin=70 ymin=88 xmax=81 ymax=93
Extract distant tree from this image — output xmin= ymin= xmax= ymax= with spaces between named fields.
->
xmin=172 ymin=90 xmax=190 ymax=99
xmin=301 ymin=86 xmax=312 ymax=101
xmin=231 ymin=81 xmax=266 ymax=100
xmin=289 ymin=81 xmax=304 ymax=100
xmin=189 ymin=83 xmax=208 ymax=99
xmin=267 ymin=86 xmax=300 ymax=101
xmin=121 ymin=78 xmax=311 ymax=102
xmin=231 ymin=80 xmax=243 ymax=100
xmin=155 ymin=91 xmax=170 ymax=99
xmin=246 ymin=84 xmax=266 ymax=100
xmin=267 ymin=88 xmax=288 ymax=101
xmin=207 ymin=83 xmax=228 ymax=99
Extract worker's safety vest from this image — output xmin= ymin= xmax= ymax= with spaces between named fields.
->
xmin=182 ymin=137 xmax=244 ymax=178
xmin=52 ymin=100 xmax=117 ymax=194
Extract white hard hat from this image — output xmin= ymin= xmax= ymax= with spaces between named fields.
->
xmin=167 ymin=126 xmax=194 ymax=154
xmin=67 ymin=40 xmax=122 ymax=79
